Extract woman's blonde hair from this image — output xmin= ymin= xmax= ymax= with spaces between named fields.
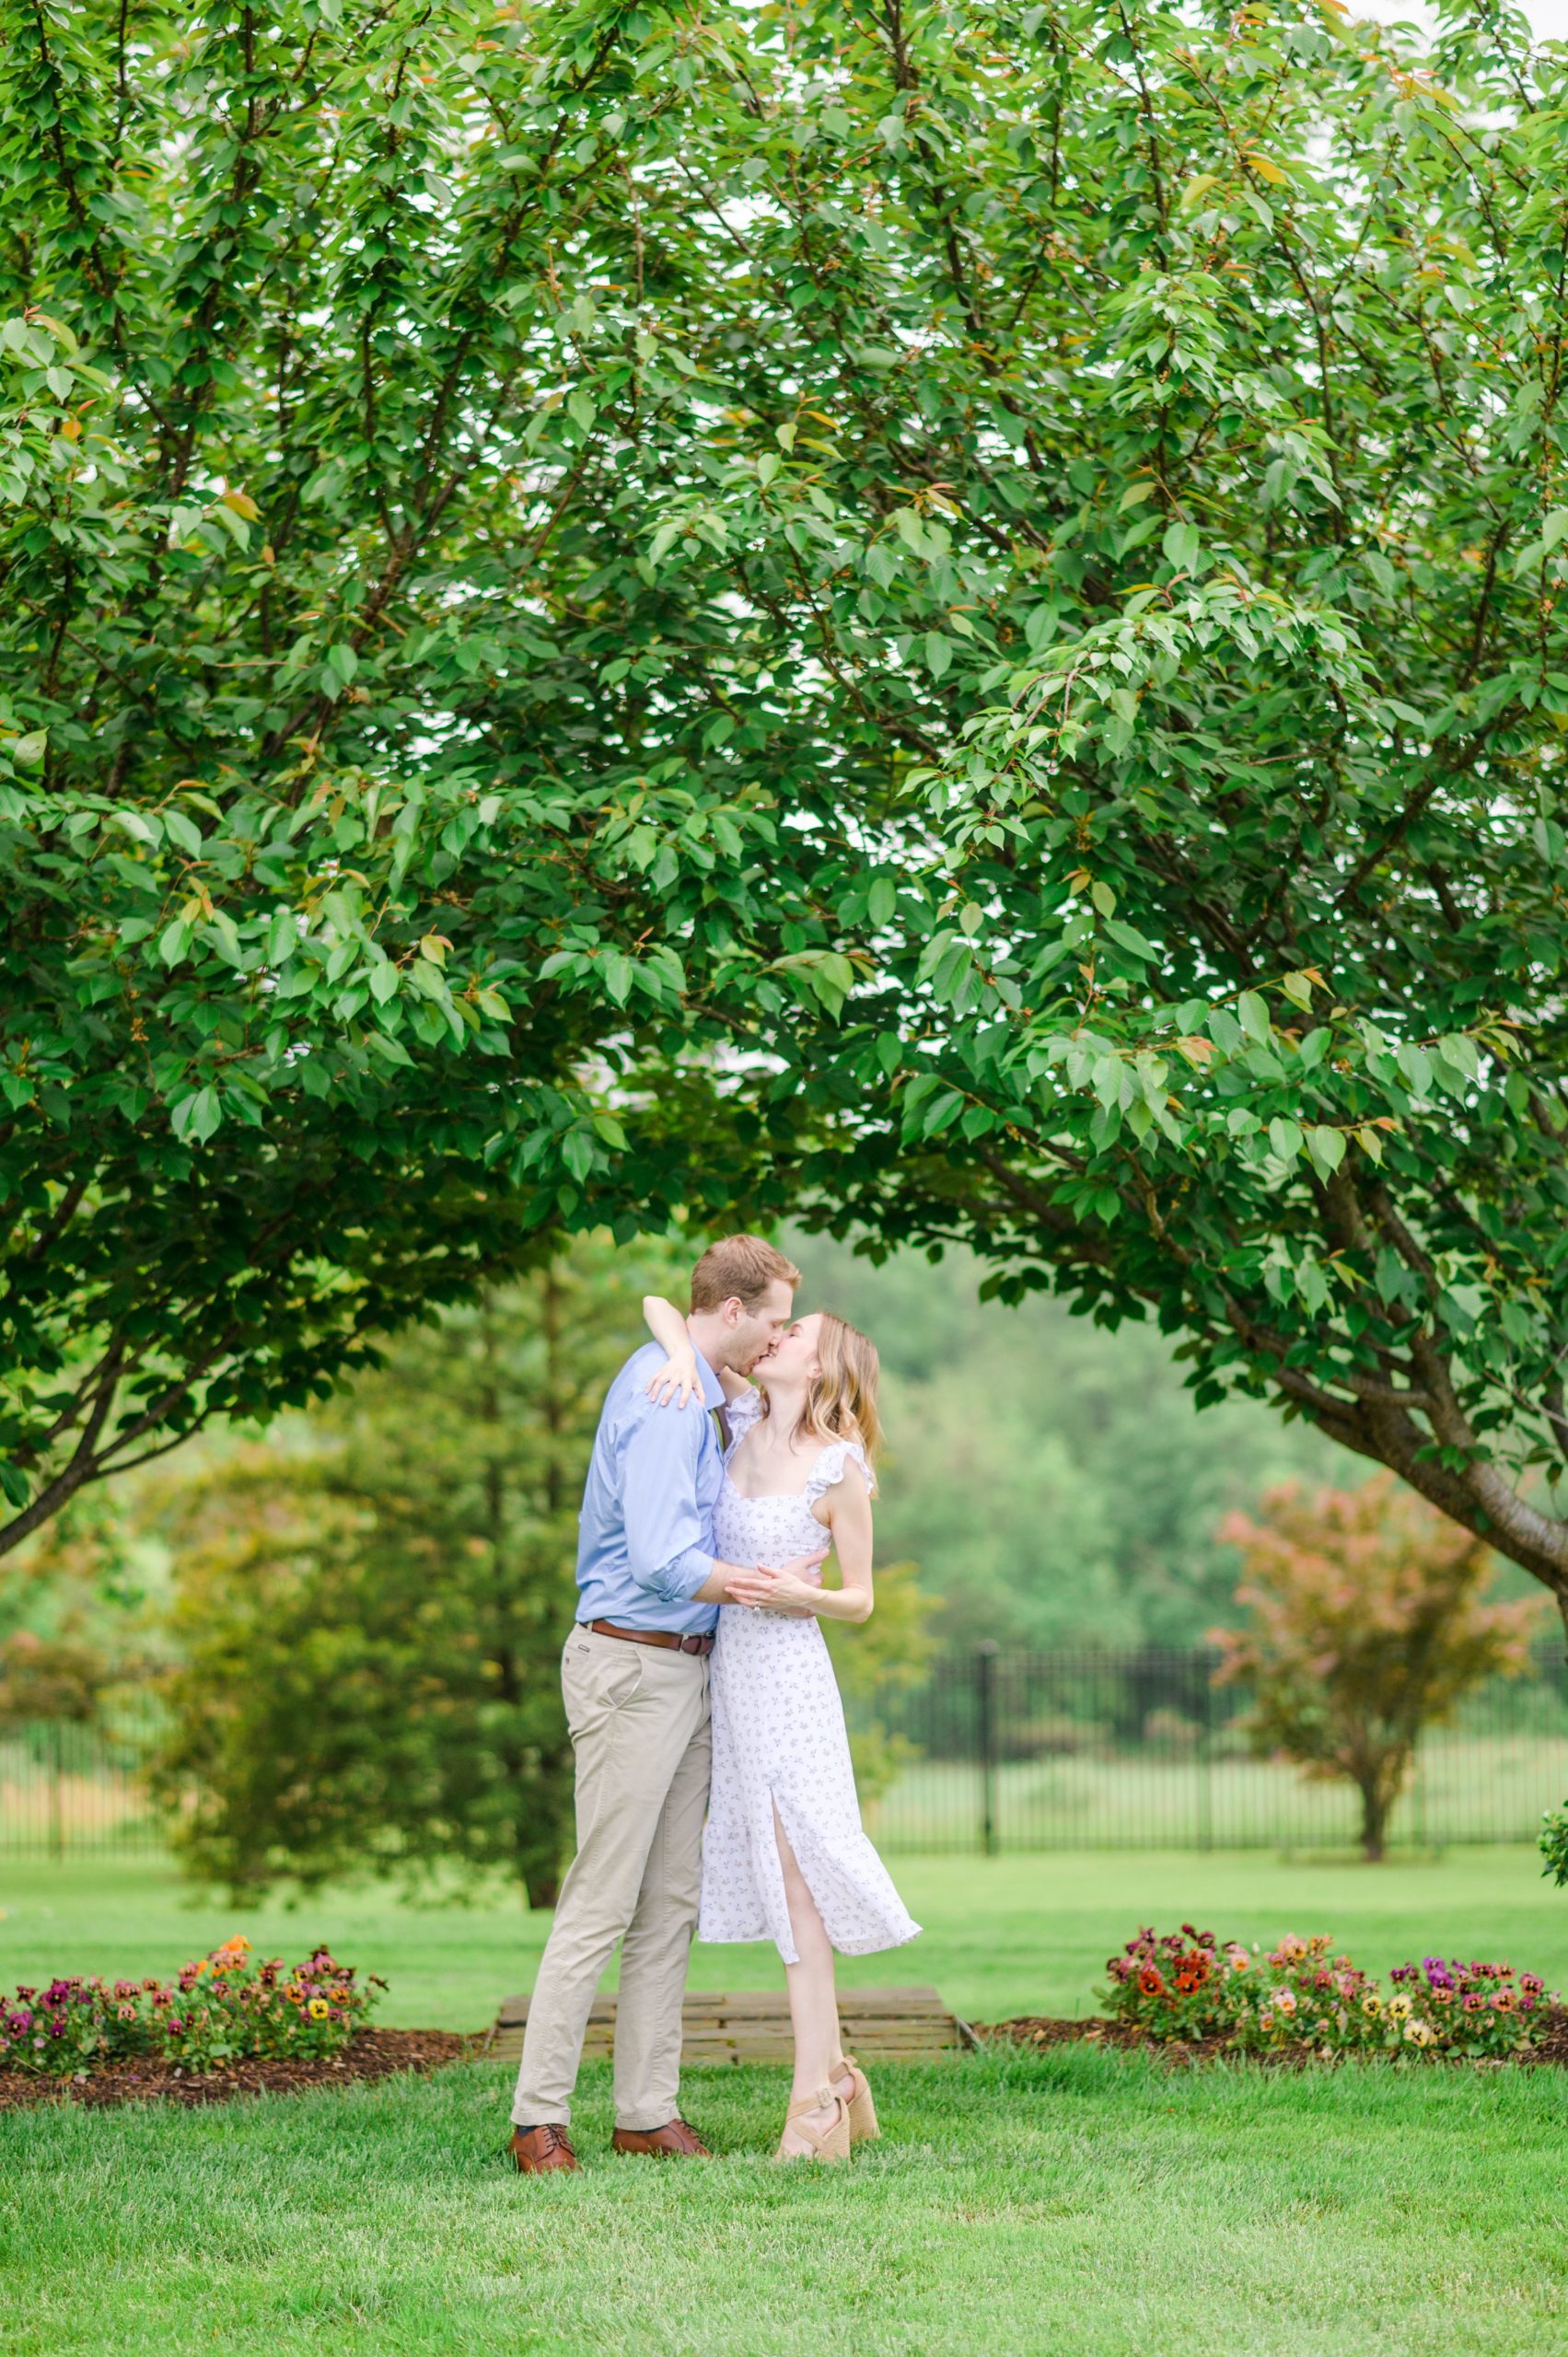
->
xmin=799 ymin=1312 xmax=882 ymax=1462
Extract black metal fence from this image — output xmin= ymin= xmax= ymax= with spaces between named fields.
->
xmin=0 ymin=1701 xmax=168 ymax=1860
xmin=847 ymin=1641 xmax=1568 ymax=1855
xmin=5 ymin=1644 xmax=1568 ymax=1861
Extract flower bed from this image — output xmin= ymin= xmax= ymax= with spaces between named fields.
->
xmin=1099 ymin=1925 xmax=1562 ymax=2061
xmin=0 ymin=2026 xmax=470 ymax=2110
xmin=0 ymin=1936 xmax=384 ymax=2078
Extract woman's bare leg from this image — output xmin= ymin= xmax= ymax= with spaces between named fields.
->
xmin=773 ymin=1805 xmax=853 ymax=2148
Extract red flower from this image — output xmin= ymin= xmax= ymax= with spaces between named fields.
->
xmin=1138 ymin=1967 xmax=1166 ymax=1997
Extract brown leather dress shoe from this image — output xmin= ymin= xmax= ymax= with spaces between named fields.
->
xmin=610 ymin=2118 xmax=711 ymax=2158
xmin=510 ymin=2123 xmax=578 ymax=2174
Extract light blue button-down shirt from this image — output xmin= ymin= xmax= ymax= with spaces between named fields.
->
xmin=574 ymin=1341 xmax=726 ymax=1635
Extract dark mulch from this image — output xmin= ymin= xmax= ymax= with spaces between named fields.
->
xmin=976 ymin=2011 xmax=1568 ymax=2069
xmin=0 ymin=2027 xmax=475 ymax=2112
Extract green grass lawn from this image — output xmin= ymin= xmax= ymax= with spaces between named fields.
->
xmin=5 ymin=1851 xmax=1567 ymax=2356
xmin=4 ymin=2046 xmax=1567 ymax=2356
xmin=1 ymin=1845 xmax=1563 ymax=2026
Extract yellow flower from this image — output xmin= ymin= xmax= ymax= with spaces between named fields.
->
xmin=1361 ymin=1995 xmax=1382 ymax=2017
xmin=1388 ymin=1995 xmax=1411 ymax=2021
xmin=308 ymin=1997 xmax=331 ymax=2020
xmin=1404 ymin=2019 xmax=1435 ymax=2047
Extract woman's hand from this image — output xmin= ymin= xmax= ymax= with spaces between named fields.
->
xmin=726 ymin=1551 xmax=827 ymax=1616
xmin=645 ymin=1350 xmax=702 ymax=1409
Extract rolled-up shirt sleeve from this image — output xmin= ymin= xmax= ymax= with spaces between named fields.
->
xmin=621 ymin=1398 xmax=714 ymax=1603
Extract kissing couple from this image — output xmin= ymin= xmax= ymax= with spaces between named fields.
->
xmin=508 ymin=1233 xmax=919 ymax=2169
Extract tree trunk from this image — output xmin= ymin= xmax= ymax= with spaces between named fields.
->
xmin=540 ymin=1258 xmax=566 ymax=1520
xmin=1357 ymin=1778 xmax=1388 ymax=1864
xmin=524 ymin=1864 xmax=561 ymax=1910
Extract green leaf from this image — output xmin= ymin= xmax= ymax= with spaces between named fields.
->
xmin=1161 ymin=518 xmax=1201 ymax=572
xmin=1307 ymin=1125 xmax=1346 ymax=1178
xmin=924 ymin=631 xmax=952 ymax=679
xmin=108 ymin=809 xmax=161 ymax=847
xmin=162 ymin=807 xmax=203 ymax=856
xmin=1103 ymin=917 xmax=1157 ymax=960
xmin=1237 ymin=992 xmax=1271 ymax=1044
xmin=561 ymin=1128 xmax=595 ymax=1183
xmin=170 ymin=1086 xmax=222 ymax=1144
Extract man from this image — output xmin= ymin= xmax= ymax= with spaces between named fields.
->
xmin=509 ymin=1233 xmax=823 ymax=2173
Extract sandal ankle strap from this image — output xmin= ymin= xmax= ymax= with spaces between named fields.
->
xmin=785 ymin=2086 xmax=842 ymax=2120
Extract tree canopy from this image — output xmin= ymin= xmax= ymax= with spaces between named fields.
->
xmin=6 ymin=0 xmax=1568 ymax=1619
xmin=1 ymin=0 xmax=806 ymax=1547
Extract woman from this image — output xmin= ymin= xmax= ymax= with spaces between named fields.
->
xmin=641 ymin=1295 xmax=920 ymax=2163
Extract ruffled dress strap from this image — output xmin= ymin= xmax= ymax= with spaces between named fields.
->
xmin=803 ymin=1437 xmax=876 ymax=1504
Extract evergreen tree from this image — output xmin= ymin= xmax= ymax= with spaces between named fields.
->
xmin=154 ymin=1237 xmax=687 ymax=1907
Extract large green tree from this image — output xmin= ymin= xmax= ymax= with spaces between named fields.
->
xmin=0 ymin=0 xmax=805 ymax=1551
xmin=754 ymin=0 xmax=1568 ymax=1620
xmin=8 ymin=0 xmax=1568 ymax=1638
xmin=151 ymin=1235 xmax=686 ymax=1907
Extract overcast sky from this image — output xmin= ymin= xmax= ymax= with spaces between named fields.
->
xmin=1352 ymin=0 xmax=1568 ymax=42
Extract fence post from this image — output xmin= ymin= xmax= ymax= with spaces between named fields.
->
xmin=48 ymin=1721 xmax=65 ymax=1863
xmin=1198 ymin=1649 xmax=1214 ymax=1854
xmin=975 ymin=1642 xmax=999 ymax=1858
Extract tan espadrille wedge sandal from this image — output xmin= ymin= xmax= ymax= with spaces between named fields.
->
xmin=773 ymin=2085 xmax=852 ymax=2164
xmin=832 ymin=2053 xmax=879 ymax=2144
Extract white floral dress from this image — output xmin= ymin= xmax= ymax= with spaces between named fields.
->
xmin=699 ymin=1391 xmax=921 ymax=1964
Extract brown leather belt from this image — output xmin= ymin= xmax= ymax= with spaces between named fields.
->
xmin=584 ymin=1619 xmax=714 ymax=1658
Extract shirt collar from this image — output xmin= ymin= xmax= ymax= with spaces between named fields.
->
xmin=691 ymin=1347 xmax=726 ymax=1411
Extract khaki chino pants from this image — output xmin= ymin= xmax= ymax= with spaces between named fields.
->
xmin=511 ymin=1626 xmax=711 ymax=2132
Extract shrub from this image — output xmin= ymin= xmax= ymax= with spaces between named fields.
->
xmin=0 ymin=1937 xmax=383 ymax=2076
xmin=999 ymin=1712 xmax=1109 ymax=1762
xmin=1103 ymin=1926 xmax=1558 ymax=2061
xmin=1540 ymin=1803 xmax=1568 ymax=1889
xmin=1212 ymin=1480 xmax=1540 ymax=1862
